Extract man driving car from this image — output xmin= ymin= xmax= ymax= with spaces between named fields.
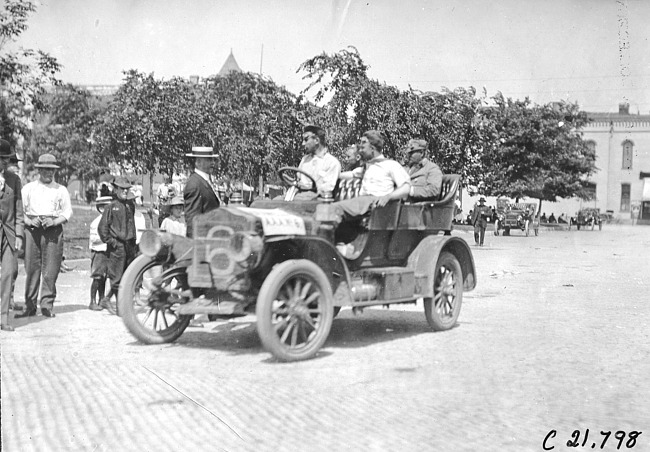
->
xmin=295 ymin=124 xmax=341 ymax=199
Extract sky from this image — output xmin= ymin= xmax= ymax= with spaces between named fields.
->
xmin=16 ymin=0 xmax=650 ymax=113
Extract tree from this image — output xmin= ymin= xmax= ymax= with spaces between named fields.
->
xmin=30 ymin=84 xmax=107 ymax=185
xmin=1 ymin=0 xmax=61 ymax=149
xmin=477 ymin=94 xmax=596 ymax=206
xmin=298 ymin=47 xmax=489 ymax=182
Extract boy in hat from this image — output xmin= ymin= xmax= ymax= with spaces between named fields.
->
xmin=88 ymin=196 xmax=112 ymax=311
xmin=17 ymin=153 xmax=72 ymax=319
xmin=160 ymin=196 xmax=187 ymax=236
xmin=98 ymin=176 xmax=137 ymax=314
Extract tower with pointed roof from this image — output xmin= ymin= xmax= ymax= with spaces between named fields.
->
xmin=218 ymin=50 xmax=242 ymax=76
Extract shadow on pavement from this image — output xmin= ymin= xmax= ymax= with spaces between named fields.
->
xmin=11 ymin=304 xmax=90 ymax=328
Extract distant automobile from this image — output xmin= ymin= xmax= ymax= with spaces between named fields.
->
xmin=570 ymin=208 xmax=603 ymax=231
xmin=494 ymin=199 xmax=539 ymax=237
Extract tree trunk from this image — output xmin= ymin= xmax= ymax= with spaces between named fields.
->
xmin=538 ymin=199 xmax=543 ymax=218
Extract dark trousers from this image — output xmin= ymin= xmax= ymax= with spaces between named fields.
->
xmin=107 ymin=240 xmax=137 ymax=294
xmin=1 ymin=235 xmax=18 ymax=325
xmin=24 ymin=225 xmax=64 ymax=310
xmin=474 ymin=221 xmax=487 ymax=245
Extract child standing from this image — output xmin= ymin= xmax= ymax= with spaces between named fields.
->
xmin=88 ymin=195 xmax=112 ymax=311
xmin=98 ymin=177 xmax=136 ymax=315
xmin=159 ymin=196 xmax=186 ymax=236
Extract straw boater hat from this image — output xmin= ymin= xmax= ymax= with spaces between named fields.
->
xmin=185 ymin=146 xmax=218 ymax=158
xmin=34 ymin=153 xmax=60 ymax=169
xmin=479 ymin=197 xmax=486 ymax=203
xmin=168 ymin=196 xmax=184 ymax=206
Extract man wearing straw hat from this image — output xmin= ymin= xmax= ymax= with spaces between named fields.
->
xmin=17 ymin=153 xmax=72 ymax=319
xmin=183 ymin=146 xmax=221 ymax=239
xmin=0 ymin=140 xmax=24 ymax=324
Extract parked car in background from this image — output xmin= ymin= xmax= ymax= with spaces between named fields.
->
xmin=570 ymin=207 xmax=603 ymax=231
xmin=494 ymin=199 xmax=539 ymax=236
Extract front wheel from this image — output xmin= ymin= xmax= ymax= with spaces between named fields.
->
xmin=424 ymin=252 xmax=463 ymax=331
xmin=256 ymin=260 xmax=334 ymax=361
xmin=118 ymin=255 xmax=192 ymax=344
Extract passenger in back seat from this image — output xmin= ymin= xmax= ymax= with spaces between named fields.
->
xmin=330 ymin=130 xmax=411 ymax=223
xmin=403 ymin=139 xmax=443 ymax=202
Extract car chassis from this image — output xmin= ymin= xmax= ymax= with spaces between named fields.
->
xmin=118 ymin=171 xmax=476 ymax=361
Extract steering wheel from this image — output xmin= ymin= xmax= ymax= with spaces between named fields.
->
xmin=278 ymin=167 xmax=317 ymax=201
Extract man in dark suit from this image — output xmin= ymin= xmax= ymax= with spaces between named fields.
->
xmin=471 ymin=197 xmax=490 ymax=246
xmin=1 ymin=139 xmax=24 ymax=331
xmin=183 ymin=146 xmax=221 ymax=238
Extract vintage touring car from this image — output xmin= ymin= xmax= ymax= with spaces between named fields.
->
xmin=570 ymin=207 xmax=603 ymax=231
xmin=494 ymin=199 xmax=539 ymax=237
xmin=118 ymin=168 xmax=477 ymax=361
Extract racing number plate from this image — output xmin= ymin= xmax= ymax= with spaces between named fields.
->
xmin=240 ymin=208 xmax=306 ymax=236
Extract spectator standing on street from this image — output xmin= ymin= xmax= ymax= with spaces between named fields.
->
xmin=0 ymin=140 xmax=24 ymax=319
xmin=160 ymin=196 xmax=187 ymax=236
xmin=183 ymin=147 xmax=221 ymax=238
xmin=98 ymin=177 xmax=137 ymax=314
xmin=155 ymin=175 xmax=176 ymax=226
xmin=88 ymin=196 xmax=112 ymax=311
xmin=17 ymin=154 xmax=72 ymax=319
xmin=471 ymin=197 xmax=490 ymax=246
xmin=404 ymin=139 xmax=443 ymax=202
xmin=0 ymin=172 xmax=18 ymax=331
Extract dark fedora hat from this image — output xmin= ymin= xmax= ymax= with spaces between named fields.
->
xmin=479 ymin=196 xmax=486 ymax=203
xmin=0 ymin=139 xmax=17 ymax=159
xmin=303 ymin=124 xmax=325 ymax=135
xmin=34 ymin=153 xmax=60 ymax=169
xmin=185 ymin=146 xmax=218 ymax=158
xmin=112 ymin=176 xmax=132 ymax=189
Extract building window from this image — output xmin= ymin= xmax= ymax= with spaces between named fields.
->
xmin=622 ymin=141 xmax=633 ymax=170
xmin=620 ymin=183 xmax=631 ymax=212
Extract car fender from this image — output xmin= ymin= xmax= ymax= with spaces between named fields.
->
xmin=407 ymin=235 xmax=477 ymax=297
xmin=263 ymin=236 xmax=353 ymax=306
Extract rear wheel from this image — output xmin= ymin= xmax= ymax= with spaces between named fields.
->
xmin=424 ymin=252 xmax=463 ymax=331
xmin=118 ymin=255 xmax=192 ymax=344
xmin=256 ymin=260 xmax=334 ymax=361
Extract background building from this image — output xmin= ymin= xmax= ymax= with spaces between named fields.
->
xmin=583 ymin=103 xmax=650 ymax=223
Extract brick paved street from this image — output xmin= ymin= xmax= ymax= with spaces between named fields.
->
xmin=2 ymin=225 xmax=650 ymax=451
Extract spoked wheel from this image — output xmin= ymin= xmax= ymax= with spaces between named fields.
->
xmin=256 ymin=260 xmax=334 ymax=361
xmin=424 ymin=252 xmax=463 ymax=331
xmin=118 ymin=255 xmax=192 ymax=344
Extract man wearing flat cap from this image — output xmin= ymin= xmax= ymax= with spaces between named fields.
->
xmin=97 ymin=176 xmax=137 ymax=314
xmin=296 ymin=124 xmax=341 ymax=199
xmin=404 ymin=139 xmax=443 ymax=202
xmin=17 ymin=153 xmax=72 ymax=319
xmin=1 ymin=139 xmax=24 ymax=330
xmin=183 ymin=146 xmax=221 ymax=239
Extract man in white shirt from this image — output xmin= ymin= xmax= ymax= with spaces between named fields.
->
xmin=332 ymin=130 xmax=411 ymax=221
xmin=17 ymin=154 xmax=72 ymax=319
xmin=296 ymin=124 xmax=341 ymax=199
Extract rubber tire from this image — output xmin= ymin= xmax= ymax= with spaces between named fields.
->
xmin=256 ymin=260 xmax=334 ymax=361
xmin=424 ymin=251 xmax=463 ymax=331
xmin=118 ymin=255 xmax=192 ymax=344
